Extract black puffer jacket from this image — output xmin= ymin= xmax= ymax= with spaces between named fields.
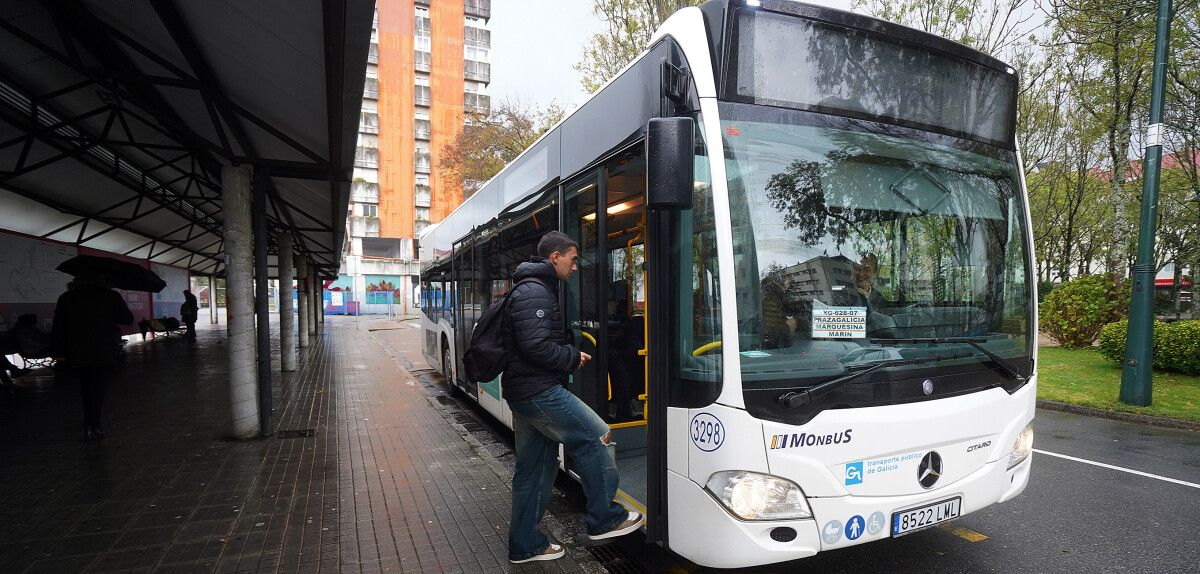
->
xmin=502 ymin=258 xmax=580 ymax=401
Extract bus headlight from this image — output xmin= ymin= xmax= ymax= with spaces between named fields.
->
xmin=1008 ymin=423 xmax=1034 ymax=469
xmin=705 ymin=470 xmax=812 ymax=521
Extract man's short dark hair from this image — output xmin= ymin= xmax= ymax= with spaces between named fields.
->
xmin=537 ymin=231 xmax=579 ymax=258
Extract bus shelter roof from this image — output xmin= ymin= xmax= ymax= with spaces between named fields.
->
xmin=0 ymin=0 xmax=374 ymax=278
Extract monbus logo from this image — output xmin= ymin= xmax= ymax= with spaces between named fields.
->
xmin=769 ymin=429 xmax=853 ymax=449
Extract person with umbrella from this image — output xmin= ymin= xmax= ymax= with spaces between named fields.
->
xmin=181 ymin=290 xmax=199 ymax=337
xmin=51 ymin=272 xmax=134 ymax=440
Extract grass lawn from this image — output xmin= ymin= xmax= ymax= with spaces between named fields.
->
xmin=1037 ymin=346 xmax=1200 ymax=422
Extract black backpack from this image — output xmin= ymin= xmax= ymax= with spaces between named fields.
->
xmin=463 ymin=278 xmax=542 ymax=383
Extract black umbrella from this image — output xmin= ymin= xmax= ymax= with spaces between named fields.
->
xmin=56 ymin=255 xmax=167 ymax=293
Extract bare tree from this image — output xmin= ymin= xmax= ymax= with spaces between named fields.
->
xmin=440 ymin=99 xmax=567 ymax=199
xmin=854 ymin=0 xmax=1040 ymax=57
xmin=575 ymin=0 xmax=705 ymax=93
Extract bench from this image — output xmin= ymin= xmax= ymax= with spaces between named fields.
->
xmin=139 ymin=317 xmax=185 ymax=339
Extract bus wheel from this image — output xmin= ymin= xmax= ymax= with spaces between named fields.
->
xmin=441 ymin=342 xmax=461 ymax=397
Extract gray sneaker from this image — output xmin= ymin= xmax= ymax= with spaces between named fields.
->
xmin=587 ymin=512 xmax=644 ymax=541
xmin=509 ymin=543 xmax=565 ymax=564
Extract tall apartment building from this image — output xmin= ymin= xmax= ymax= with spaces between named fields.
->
xmin=339 ymin=0 xmax=491 ymax=311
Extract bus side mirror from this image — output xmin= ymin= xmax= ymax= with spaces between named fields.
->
xmin=646 ymin=117 xmax=694 ymax=210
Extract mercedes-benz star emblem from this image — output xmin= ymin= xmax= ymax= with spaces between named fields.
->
xmin=918 ymin=451 xmax=942 ymax=489
xmin=922 ymin=379 xmax=934 ymax=395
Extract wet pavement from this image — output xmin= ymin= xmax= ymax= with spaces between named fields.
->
xmin=0 ymin=317 xmax=605 ymax=573
xmin=7 ymin=314 xmax=1194 ymax=573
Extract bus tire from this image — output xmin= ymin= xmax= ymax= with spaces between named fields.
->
xmin=441 ymin=339 xmax=461 ymax=397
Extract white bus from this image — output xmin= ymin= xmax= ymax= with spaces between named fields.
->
xmin=420 ymin=0 xmax=1035 ymax=568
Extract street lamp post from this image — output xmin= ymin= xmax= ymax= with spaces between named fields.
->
xmin=1120 ymin=0 xmax=1174 ymax=407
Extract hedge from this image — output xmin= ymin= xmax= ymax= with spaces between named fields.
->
xmin=1097 ymin=319 xmax=1200 ymax=375
xmin=1041 ymin=274 xmax=1130 ymax=348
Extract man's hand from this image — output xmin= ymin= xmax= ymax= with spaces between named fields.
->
xmin=579 ymin=351 xmax=592 ymax=367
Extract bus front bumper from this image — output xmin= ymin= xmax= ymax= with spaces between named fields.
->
xmin=666 ymin=452 xmax=1031 ymax=569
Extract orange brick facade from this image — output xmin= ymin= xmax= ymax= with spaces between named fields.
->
xmin=429 ymin=1 xmax=465 ymax=223
xmin=376 ymin=0 xmax=415 ymax=238
xmin=374 ymin=0 xmax=466 ymax=238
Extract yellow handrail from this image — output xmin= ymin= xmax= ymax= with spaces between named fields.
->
xmin=692 ymin=340 xmax=723 ymax=357
xmin=579 ymin=330 xmax=612 ymax=401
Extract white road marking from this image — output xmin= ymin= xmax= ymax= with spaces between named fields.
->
xmin=409 ymin=323 xmax=420 ymax=329
xmin=1034 ymin=449 xmax=1200 ymax=489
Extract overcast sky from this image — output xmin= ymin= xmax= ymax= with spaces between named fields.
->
xmin=488 ymin=0 xmax=858 ymax=112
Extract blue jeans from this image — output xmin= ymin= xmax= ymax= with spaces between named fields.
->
xmin=507 ymin=385 xmax=627 ymax=560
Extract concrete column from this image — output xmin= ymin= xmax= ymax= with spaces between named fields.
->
xmin=222 ymin=165 xmax=260 ymax=439
xmin=317 ymin=281 xmax=325 ymax=332
xmin=209 ymin=274 xmax=218 ymax=324
xmin=307 ymin=258 xmax=318 ymax=338
xmin=297 ymin=257 xmax=310 ymax=349
xmin=278 ymin=233 xmax=297 ymax=372
xmin=252 ymin=173 xmax=273 ymax=437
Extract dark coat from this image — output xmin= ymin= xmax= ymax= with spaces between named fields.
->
xmin=181 ymin=293 xmax=199 ymax=323
xmin=501 ymin=258 xmax=580 ymax=401
xmin=52 ymin=284 xmax=134 ymax=368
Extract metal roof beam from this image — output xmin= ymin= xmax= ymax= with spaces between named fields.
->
xmin=34 ymin=1 xmax=224 ymax=175
xmin=1 ymin=179 xmax=222 ymax=267
xmin=230 ymin=157 xmax=349 ymax=182
xmin=0 ymin=80 xmax=222 ymax=236
xmin=0 ymin=104 xmax=112 ymax=152
xmin=152 ymin=1 xmax=322 ymax=259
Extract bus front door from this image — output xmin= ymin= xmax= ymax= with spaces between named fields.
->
xmin=563 ymin=150 xmax=651 ymax=515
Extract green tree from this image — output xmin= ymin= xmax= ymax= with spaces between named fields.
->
xmin=439 ymin=99 xmax=567 ymax=199
xmin=854 ymin=0 xmax=1039 ymax=55
xmin=575 ymin=0 xmax=704 ymax=93
xmin=1049 ymin=0 xmax=1160 ymax=275
xmin=1162 ymin=2 xmax=1200 ymax=313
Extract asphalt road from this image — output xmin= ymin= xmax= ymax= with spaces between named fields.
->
xmin=388 ymin=323 xmax=1199 ymax=574
xmin=604 ymin=408 xmax=1200 ymax=574
xmin=480 ymin=399 xmax=1198 ymax=573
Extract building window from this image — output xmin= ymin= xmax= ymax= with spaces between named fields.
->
xmin=415 ymin=12 xmax=431 ymax=52
xmin=465 ymin=92 xmax=490 ymax=115
xmin=362 ymin=203 xmax=378 ymax=218
xmin=359 ymin=111 xmax=379 ymax=134
xmin=415 ymin=84 xmax=431 ymax=107
xmin=415 ymin=50 xmax=431 ymax=72
xmin=465 ymin=26 xmax=490 ymax=50
xmin=464 ymin=60 xmax=490 ymax=83
xmin=414 ymin=118 xmax=431 ymax=140
xmin=415 ymin=207 xmax=430 ymax=222
xmin=368 ymin=42 xmax=379 ymax=64
xmin=355 ymin=147 xmax=379 ymax=168
xmin=414 ymin=182 xmax=431 ymax=206
xmin=363 ymin=77 xmax=379 ymax=99
xmin=464 ymin=0 xmax=490 ymax=20
xmin=352 ymin=180 xmax=379 ymax=202
xmin=414 ymin=150 xmax=431 ymax=173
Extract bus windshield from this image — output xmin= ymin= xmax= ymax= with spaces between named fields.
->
xmin=720 ymin=103 xmax=1032 ymax=424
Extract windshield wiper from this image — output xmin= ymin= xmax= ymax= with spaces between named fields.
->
xmin=767 ymin=352 xmax=973 ymax=409
xmin=870 ymin=337 xmax=1028 ymax=383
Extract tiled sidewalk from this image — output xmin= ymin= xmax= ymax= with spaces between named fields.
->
xmin=0 ymin=317 xmax=603 ymax=573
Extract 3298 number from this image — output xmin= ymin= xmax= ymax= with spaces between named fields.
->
xmin=689 ymin=413 xmax=725 ymax=452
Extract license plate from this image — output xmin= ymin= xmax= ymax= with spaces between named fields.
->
xmin=891 ymin=497 xmax=961 ymax=537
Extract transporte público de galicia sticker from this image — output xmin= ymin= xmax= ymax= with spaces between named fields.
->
xmin=844 ymin=450 xmax=924 ymax=483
